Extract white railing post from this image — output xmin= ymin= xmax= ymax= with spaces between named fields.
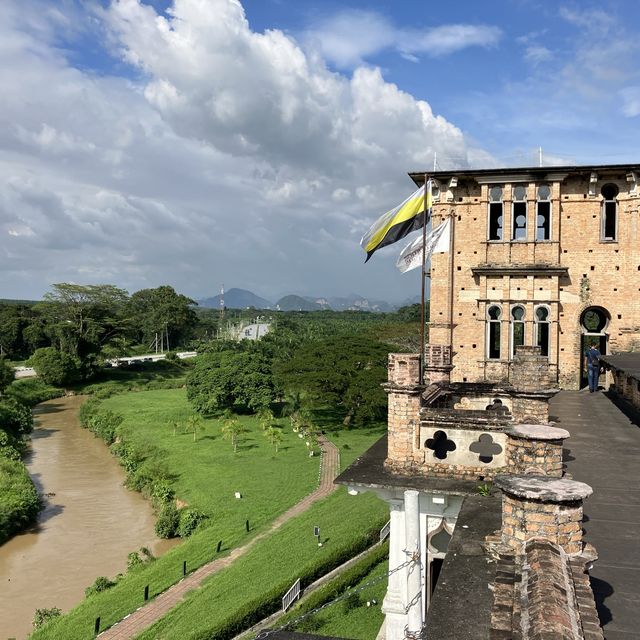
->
xmin=282 ymin=578 xmax=301 ymax=612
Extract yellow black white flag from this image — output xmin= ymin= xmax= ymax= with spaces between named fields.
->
xmin=396 ymin=217 xmax=450 ymax=274
xmin=360 ymin=182 xmax=432 ymax=262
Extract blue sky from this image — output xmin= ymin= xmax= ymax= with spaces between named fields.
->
xmin=0 ymin=0 xmax=638 ymax=303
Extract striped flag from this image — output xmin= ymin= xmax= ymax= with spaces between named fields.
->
xmin=396 ymin=217 xmax=450 ymax=274
xmin=360 ymin=182 xmax=432 ymax=262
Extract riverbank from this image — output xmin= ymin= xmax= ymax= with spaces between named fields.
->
xmin=0 ymin=395 xmax=172 ymax=639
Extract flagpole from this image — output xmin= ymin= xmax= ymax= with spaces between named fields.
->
xmin=420 ymin=173 xmax=429 ymax=384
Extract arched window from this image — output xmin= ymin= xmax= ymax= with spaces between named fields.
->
xmin=512 ymin=185 xmax=527 ymax=240
xmin=534 ymin=306 xmax=550 ymax=357
xmin=511 ymin=306 xmax=525 ymax=357
xmin=488 ymin=186 xmax=503 ymax=241
xmin=487 ymin=305 xmax=502 ymax=359
xmin=601 ymin=183 xmax=618 ymax=241
xmin=536 ymin=184 xmax=551 ymax=240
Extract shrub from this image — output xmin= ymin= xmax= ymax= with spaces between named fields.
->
xmin=87 ymin=410 xmax=123 ymax=445
xmin=79 ymin=397 xmax=102 ymax=428
xmin=155 ymin=501 xmax=180 ymax=538
xmin=150 ymin=479 xmax=175 ymax=505
xmin=342 ymin=590 xmax=361 ymax=612
xmin=0 ymin=457 xmax=42 ymax=544
xmin=85 ymin=576 xmax=116 ymax=597
xmin=178 ymin=508 xmax=208 ymax=537
xmin=28 ymin=348 xmax=81 ymax=386
xmin=6 ymin=378 xmax=63 ymax=407
xmin=127 ymin=547 xmax=155 ymax=571
xmin=32 ymin=607 xmax=62 ymax=629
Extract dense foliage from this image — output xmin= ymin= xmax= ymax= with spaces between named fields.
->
xmin=0 ymin=456 xmax=42 ymax=544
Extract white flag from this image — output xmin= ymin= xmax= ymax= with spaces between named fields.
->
xmin=396 ymin=218 xmax=451 ymax=274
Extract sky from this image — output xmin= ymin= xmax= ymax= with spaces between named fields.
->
xmin=1 ymin=0 xmax=639 ymax=304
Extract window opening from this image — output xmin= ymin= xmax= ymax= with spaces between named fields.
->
xmin=512 ymin=185 xmax=527 ymax=240
xmin=601 ymin=183 xmax=618 ymax=241
xmin=487 ymin=305 xmax=502 ymax=359
xmin=536 ymin=184 xmax=551 ymax=240
xmin=511 ymin=306 xmax=525 ymax=358
xmin=535 ymin=306 xmax=550 ymax=357
xmin=488 ymin=186 xmax=503 ymax=240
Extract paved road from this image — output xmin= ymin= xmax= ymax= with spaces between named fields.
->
xmin=552 ymin=390 xmax=640 ymax=640
xmin=99 ymin=436 xmax=340 ymax=639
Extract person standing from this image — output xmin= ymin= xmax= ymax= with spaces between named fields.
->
xmin=584 ymin=342 xmax=602 ymax=392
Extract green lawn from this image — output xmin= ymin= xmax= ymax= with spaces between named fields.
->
xmin=102 ymin=389 xmax=322 ymax=528
xmin=291 ymin=556 xmax=388 ymax=639
xmin=31 ymin=389 xmax=387 ymax=639
xmin=135 ymin=490 xmax=388 ymax=640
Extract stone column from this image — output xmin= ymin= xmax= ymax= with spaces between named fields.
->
xmin=405 ymin=489 xmax=423 ymax=636
xmin=495 ymin=475 xmax=592 ymax=555
xmin=382 ymin=498 xmax=407 ymax=639
xmin=384 ymin=354 xmax=424 ymax=472
xmin=505 ymin=424 xmax=570 ymax=477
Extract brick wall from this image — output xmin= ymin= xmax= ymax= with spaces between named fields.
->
xmin=505 ymin=424 xmax=569 ymax=477
xmin=425 ymin=168 xmax=640 ymax=390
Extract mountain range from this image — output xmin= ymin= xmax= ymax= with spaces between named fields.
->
xmin=197 ymin=288 xmax=418 ymax=312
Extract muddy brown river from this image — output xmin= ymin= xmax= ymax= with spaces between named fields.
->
xmin=0 ymin=396 xmax=176 ymax=639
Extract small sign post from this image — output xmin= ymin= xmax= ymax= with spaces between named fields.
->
xmin=314 ymin=526 xmax=321 ymax=544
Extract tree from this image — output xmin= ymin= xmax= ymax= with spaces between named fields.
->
xmin=257 ymin=407 xmax=275 ymax=431
xmin=264 ymin=425 xmax=283 ymax=453
xmin=184 ymin=414 xmax=204 ymax=442
xmin=0 ymin=358 xmax=14 ymax=394
xmin=36 ymin=283 xmax=129 ymax=378
xmin=220 ymin=411 xmax=249 ymax=453
xmin=187 ymin=349 xmax=274 ymax=414
xmin=126 ymin=285 xmax=197 ymax=350
xmin=28 ymin=347 xmax=81 ymax=386
xmin=273 ymin=336 xmax=392 ymax=426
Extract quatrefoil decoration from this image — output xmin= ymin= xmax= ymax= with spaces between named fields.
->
xmin=469 ymin=433 xmax=503 ymax=464
xmin=425 ymin=430 xmax=456 ymax=460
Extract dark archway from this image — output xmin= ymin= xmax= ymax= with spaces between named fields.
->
xmin=579 ymin=306 xmax=610 ymax=388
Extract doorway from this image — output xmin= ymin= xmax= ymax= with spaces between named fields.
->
xmin=579 ymin=307 xmax=610 ymax=388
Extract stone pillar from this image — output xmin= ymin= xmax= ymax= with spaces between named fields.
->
xmin=423 ymin=344 xmax=453 ymax=385
xmin=382 ymin=498 xmax=407 ymax=639
xmin=404 ymin=489 xmax=423 ymax=636
xmin=505 ymin=424 xmax=570 ymax=477
xmin=495 ymin=475 xmax=592 ymax=555
xmin=384 ymin=354 xmax=424 ymax=471
xmin=510 ymin=345 xmax=551 ymax=390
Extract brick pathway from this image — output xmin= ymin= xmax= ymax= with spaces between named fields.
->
xmin=99 ymin=436 xmax=340 ymax=639
xmin=552 ymin=390 xmax=640 ymax=640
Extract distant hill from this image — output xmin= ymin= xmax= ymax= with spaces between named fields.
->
xmin=276 ymin=295 xmax=323 ymax=311
xmin=198 ymin=288 xmax=273 ymax=310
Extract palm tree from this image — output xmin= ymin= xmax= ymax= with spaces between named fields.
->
xmin=264 ymin=426 xmax=283 ymax=453
xmin=185 ymin=414 xmax=204 ymax=442
xmin=257 ymin=408 xmax=275 ymax=431
xmin=282 ymin=390 xmax=305 ymax=417
xmin=220 ymin=412 xmax=248 ymax=453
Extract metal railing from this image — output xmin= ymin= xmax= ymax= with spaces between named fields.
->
xmin=282 ymin=578 xmax=301 ymax=612
xmin=379 ymin=519 xmax=391 ymax=542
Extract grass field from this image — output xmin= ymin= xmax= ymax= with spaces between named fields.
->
xmin=31 ymin=388 xmax=387 ymax=639
xmin=135 ymin=490 xmax=388 ymax=640
xmin=291 ymin=556 xmax=388 ymax=639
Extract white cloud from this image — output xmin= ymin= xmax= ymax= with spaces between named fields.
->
xmin=303 ymin=9 xmax=501 ymax=68
xmin=524 ymin=45 xmax=553 ymax=65
xmin=620 ymin=86 xmax=640 ymax=117
xmin=0 ymin=0 xmax=484 ymax=302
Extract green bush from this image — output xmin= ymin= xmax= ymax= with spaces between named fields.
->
xmin=6 ymin=378 xmax=63 ymax=407
xmin=85 ymin=576 xmax=116 ymax=598
xmin=342 ymin=590 xmax=361 ymax=613
xmin=0 ymin=457 xmax=42 ymax=543
xmin=178 ymin=508 xmax=208 ymax=537
xmin=79 ymin=397 xmax=102 ymax=427
xmin=87 ymin=410 xmax=123 ymax=445
xmin=155 ymin=502 xmax=180 ymax=538
xmin=33 ymin=607 xmax=62 ymax=629
xmin=28 ymin=348 xmax=81 ymax=386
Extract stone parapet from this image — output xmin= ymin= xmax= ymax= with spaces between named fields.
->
xmin=505 ymin=423 xmax=570 ymax=477
xmin=495 ymin=474 xmax=592 ymax=555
